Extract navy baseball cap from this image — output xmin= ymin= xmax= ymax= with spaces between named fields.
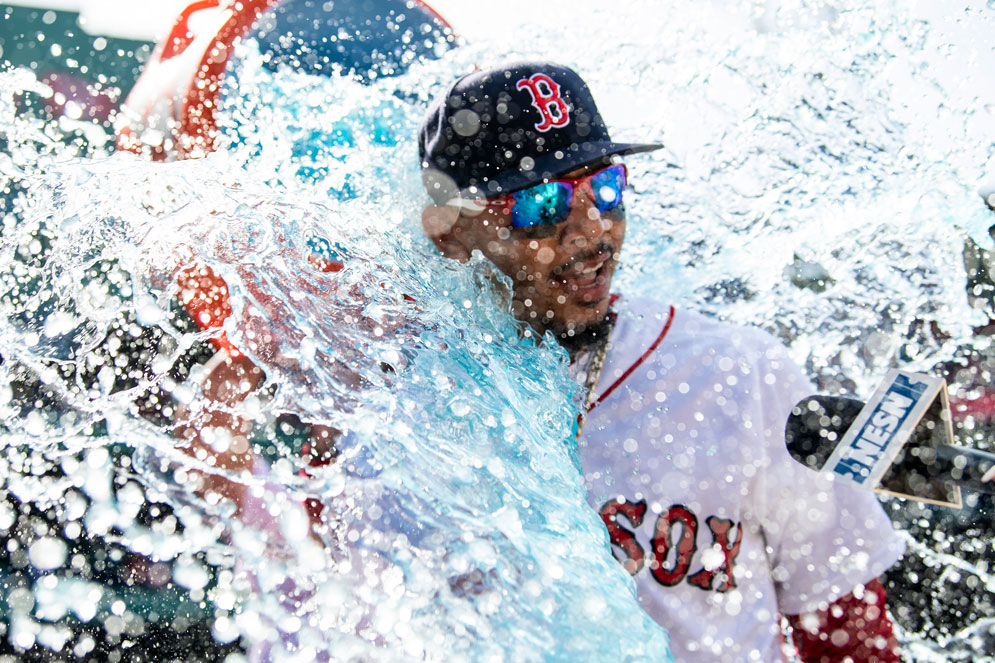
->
xmin=419 ymin=61 xmax=662 ymax=204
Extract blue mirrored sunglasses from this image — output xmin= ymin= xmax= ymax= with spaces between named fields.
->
xmin=486 ymin=164 xmax=628 ymax=229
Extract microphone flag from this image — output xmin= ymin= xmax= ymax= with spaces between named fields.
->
xmin=822 ymin=370 xmax=959 ymax=507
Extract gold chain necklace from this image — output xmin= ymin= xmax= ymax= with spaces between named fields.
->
xmin=575 ymin=314 xmax=615 ymax=438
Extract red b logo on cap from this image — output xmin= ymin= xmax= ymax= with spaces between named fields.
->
xmin=516 ymin=74 xmax=570 ymax=133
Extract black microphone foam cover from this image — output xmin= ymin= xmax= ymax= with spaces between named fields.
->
xmin=785 ymin=396 xmax=864 ymax=471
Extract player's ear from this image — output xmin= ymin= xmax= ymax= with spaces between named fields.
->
xmin=421 ymin=205 xmax=470 ymax=262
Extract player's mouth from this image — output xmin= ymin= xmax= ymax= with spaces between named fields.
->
xmin=554 ymin=245 xmax=615 ymax=303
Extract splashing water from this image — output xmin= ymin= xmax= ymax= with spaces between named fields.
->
xmin=0 ymin=47 xmax=673 ymax=663
xmin=2 ymin=0 xmax=995 ymax=661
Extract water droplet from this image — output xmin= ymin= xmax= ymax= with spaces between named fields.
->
xmin=43 ymin=310 xmax=75 ymax=337
xmin=29 ymin=537 xmax=67 ymax=571
xmin=173 ymin=558 xmax=209 ymax=590
xmin=24 ymin=411 xmax=46 ymax=436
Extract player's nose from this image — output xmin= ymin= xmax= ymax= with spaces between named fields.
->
xmin=559 ymin=189 xmax=611 ymax=248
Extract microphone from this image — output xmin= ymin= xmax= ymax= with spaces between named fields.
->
xmin=785 ymin=370 xmax=995 ymax=508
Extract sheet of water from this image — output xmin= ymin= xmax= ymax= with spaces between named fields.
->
xmin=2 ymin=0 xmax=994 ymax=661
xmin=0 ymin=61 xmax=675 ymax=663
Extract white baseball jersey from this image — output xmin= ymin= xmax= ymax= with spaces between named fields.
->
xmin=574 ymin=298 xmax=906 ymax=663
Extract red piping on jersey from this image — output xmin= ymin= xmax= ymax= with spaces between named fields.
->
xmin=587 ymin=304 xmax=675 ymax=412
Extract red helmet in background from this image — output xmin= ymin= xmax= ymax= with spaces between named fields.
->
xmin=116 ymin=0 xmax=455 ymax=160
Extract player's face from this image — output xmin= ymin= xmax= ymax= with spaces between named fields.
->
xmin=450 ymin=165 xmax=626 ymax=338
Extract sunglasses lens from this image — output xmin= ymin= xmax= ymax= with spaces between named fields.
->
xmin=510 ymin=182 xmax=572 ymax=228
xmin=589 ymin=165 xmax=626 ymax=212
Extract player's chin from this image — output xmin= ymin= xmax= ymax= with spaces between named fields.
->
xmin=542 ymin=302 xmax=615 ymax=351
xmin=555 ymin=297 xmax=611 ymax=333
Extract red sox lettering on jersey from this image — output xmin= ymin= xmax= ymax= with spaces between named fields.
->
xmin=579 ymin=303 xmax=906 ymax=663
xmin=516 ymin=74 xmax=571 ymax=132
xmin=600 ymin=498 xmax=744 ymax=593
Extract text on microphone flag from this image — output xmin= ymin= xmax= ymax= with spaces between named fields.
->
xmin=833 ymin=374 xmax=930 ymax=483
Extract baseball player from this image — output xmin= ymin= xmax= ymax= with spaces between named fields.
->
xmin=418 ymin=61 xmax=907 ymax=663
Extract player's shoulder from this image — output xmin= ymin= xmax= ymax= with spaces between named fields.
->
xmin=613 ymin=296 xmax=787 ymax=361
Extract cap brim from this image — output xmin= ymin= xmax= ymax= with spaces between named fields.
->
xmin=479 ymin=141 xmax=663 ymax=196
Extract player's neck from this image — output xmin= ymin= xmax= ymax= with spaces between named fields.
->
xmin=554 ymin=312 xmax=616 ymax=360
